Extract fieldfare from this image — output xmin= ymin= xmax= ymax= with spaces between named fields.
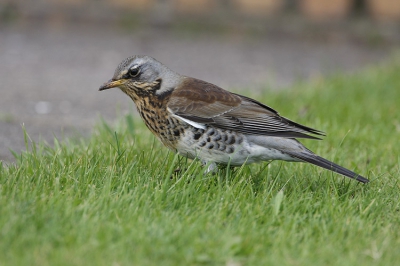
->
xmin=99 ymin=55 xmax=369 ymax=183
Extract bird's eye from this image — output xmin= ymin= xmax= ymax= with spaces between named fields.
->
xmin=128 ymin=66 xmax=140 ymax=77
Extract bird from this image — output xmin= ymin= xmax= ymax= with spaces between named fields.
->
xmin=99 ymin=55 xmax=369 ymax=183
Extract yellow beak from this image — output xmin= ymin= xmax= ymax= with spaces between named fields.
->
xmin=99 ymin=79 xmax=126 ymax=91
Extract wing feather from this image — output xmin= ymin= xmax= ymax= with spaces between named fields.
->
xmin=168 ymin=77 xmax=325 ymax=139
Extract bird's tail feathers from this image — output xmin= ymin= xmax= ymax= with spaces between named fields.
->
xmin=285 ymin=151 xmax=369 ymax=184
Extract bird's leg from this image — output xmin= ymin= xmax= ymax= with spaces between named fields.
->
xmin=201 ymin=161 xmax=218 ymax=175
xmin=170 ymin=167 xmax=183 ymax=179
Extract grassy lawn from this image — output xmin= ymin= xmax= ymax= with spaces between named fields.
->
xmin=1 ymin=60 xmax=399 ymax=266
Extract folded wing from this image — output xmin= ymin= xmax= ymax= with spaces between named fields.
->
xmin=168 ymin=77 xmax=325 ymax=139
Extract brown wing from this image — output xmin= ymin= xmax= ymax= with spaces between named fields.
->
xmin=168 ymin=77 xmax=324 ymax=139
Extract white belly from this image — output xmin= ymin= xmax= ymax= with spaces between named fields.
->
xmin=175 ymin=130 xmax=299 ymax=166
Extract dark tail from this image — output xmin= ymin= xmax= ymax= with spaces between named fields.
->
xmin=285 ymin=151 xmax=369 ymax=184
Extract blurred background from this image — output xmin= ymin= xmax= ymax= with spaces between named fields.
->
xmin=1 ymin=0 xmax=399 ymax=162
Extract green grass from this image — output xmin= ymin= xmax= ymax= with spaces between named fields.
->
xmin=1 ymin=60 xmax=400 ymax=266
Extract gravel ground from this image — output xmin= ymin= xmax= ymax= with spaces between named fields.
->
xmin=0 ymin=22 xmax=394 ymax=162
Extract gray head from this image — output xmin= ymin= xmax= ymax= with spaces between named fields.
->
xmin=99 ymin=55 xmax=181 ymax=98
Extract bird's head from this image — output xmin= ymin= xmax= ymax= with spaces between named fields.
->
xmin=99 ymin=55 xmax=180 ymax=99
